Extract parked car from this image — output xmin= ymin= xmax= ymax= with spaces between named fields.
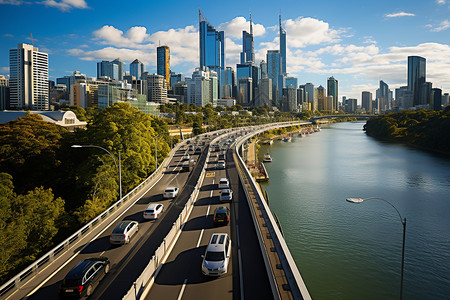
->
xmin=218 ymin=178 xmax=229 ymax=189
xmin=143 ymin=203 xmax=164 ymax=220
xmin=216 ymin=160 xmax=226 ymax=170
xmin=219 ymin=189 xmax=233 ymax=202
xmin=163 ymin=187 xmax=179 ymax=199
xmin=58 ymin=257 xmax=110 ymax=298
xmin=201 ymin=233 xmax=231 ymax=276
xmin=213 ymin=206 xmax=230 ymax=226
xmin=110 ymin=220 xmax=139 ymax=245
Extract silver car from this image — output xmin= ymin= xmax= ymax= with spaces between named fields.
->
xmin=219 ymin=189 xmax=233 ymax=202
xmin=110 ymin=220 xmax=139 ymax=245
xmin=202 ymin=233 xmax=231 ymax=276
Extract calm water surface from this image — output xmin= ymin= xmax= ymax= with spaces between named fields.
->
xmin=259 ymin=122 xmax=450 ymax=300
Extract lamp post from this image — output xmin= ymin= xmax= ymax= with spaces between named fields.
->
xmin=72 ymin=145 xmax=122 ymax=200
xmin=346 ymin=197 xmax=406 ymax=300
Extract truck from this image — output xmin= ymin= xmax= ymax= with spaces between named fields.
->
xmin=182 ymin=159 xmax=195 ymax=172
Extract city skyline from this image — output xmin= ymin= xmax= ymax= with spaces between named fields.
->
xmin=0 ymin=0 xmax=449 ymax=102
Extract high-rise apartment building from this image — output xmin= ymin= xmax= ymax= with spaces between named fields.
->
xmin=317 ymin=85 xmax=326 ymax=111
xmin=303 ymin=83 xmax=317 ymax=111
xmin=157 ymin=46 xmax=170 ymax=89
xmin=279 ymin=14 xmax=287 ymax=75
xmin=9 ymin=43 xmax=49 ymax=110
xmin=187 ymin=67 xmax=217 ymax=107
xmin=407 ymin=56 xmax=426 ymax=106
xmin=146 ymin=74 xmax=167 ymax=103
xmin=431 ymin=88 xmax=442 ymax=110
xmin=282 ymin=86 xmax=297 ymax=112
xmin=327 ymin=76 xmax=338 ymax=111
xmin=240 ymin=12 xmax=255 ymax=64
xmin=130 ymin=59 xmax=144 ymax=80
xmin=199 ymin=9 xmax=225 ymax=98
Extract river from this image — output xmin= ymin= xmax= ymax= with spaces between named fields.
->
xmin=258 ymin=121 xmax=450 ymax=299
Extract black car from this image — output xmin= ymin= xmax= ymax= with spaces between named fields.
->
xmin=59 ymin=257 xmax=110 ymax=298
xmin=213 ymin=206 xmax=230 ymax=226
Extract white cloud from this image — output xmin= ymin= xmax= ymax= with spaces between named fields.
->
xmin=385 ymin=12 xmax=415 ymax=18
xmin=427 ymin=20 xmax=450 ymax=32
xmin=0 ymin=0 xmax=29 ymax=4
xmin=93 ymin=25 xmax=151 ymax=47
xmin=218 ymin=17 xmax=266 ymax=39
xmin=1 ymin=66 xmax=9 ymax=73
xmin=284 ymin=17 xmax=343 ymax=48
xmin=39 ymin=0 xmax=88 ymax=11
xmin=436 ymin=0 xmax=445 ymax=4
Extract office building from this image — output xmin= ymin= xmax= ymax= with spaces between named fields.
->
xmin=199 ymin=9 xmax=225 ymax=98
xmin=431 ymin=88 xmax=442 ymax=110
xmin=407 ymin=56 xmax=426 ymax=106
xmin=395 ymin=86 xmax=413 ymax=109
xmin=327 ymin=76 xmax=338 ymax=111
xmin=97 ymin=60 xmax=118 ymax=80
xmin=442 ymin=93 xmax=449 ymax=107
xmin=130 ymin=59 xmax=144 ymax=80
xmin=376 ymin=80 xmax=390 ymax=112
xmin=187 ymin=67 xmax=217 ymax=107
xmin=9 ymin=43 xmax=49 ymax=110
xmin=361 ymin=91 xmax=373 ymax=112
xmin=238 ymin=77 xmax=252 ymax=106
xmin=279 ymin=14 xmax=287 ymax=75
xmin=260 ymin=60 xmax=268 ymax=79
xmin=170 ymin=73 xmax=185 ymax=91
xmin=255 ymin=77 xmax=272 ymax=107
xmin=0 ymin=75 xmax=8 ymax=87
xmin=157 ymin=46 xmax=170 ymax=89
xmin=303 ymin=83 xmax=318 ymax=111
xmin=267 ymin=50 xmax=280 ymax=105
xmin=147 ymin=74 xmax=167 ymax=104
xmin=285 ymin=77 xmax=298 ymax=89
xmin=223 ymin=67 xmax=235 ymax=98
xmin=317 ymin=85 xmax=326 ymax=111
xmin=282 ymin=86 xmax=297 ymax=112
xmin=240 ymin=12 xmax=255 ymax=64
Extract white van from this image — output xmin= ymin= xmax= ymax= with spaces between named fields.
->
xmin=201 ymin=233 xmax=231 ymax=276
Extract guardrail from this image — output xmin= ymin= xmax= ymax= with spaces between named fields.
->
xmin=233 ymin=122 xmax=312 ymax=300
xmin=121 ymin=134 xmax=225 ymax=300
xmin=0 ymin=139 xmax=186 ymax=299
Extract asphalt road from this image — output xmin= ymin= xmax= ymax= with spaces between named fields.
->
xmin=145 ymin=139 xmax=272 ymax=300
xmin=26 ymin=141 xmax=209 ymax=300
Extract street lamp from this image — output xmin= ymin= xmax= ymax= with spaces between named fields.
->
xmin=346 ymin=197 xmax=406 ymax=300
xmin=72 ymin=145 xmax=122 ymax=200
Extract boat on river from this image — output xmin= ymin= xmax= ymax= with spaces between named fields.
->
xmin=283 ymin=136 xmax=292 ymax=142
xmin=263 ymin=153 xmax=272 ymax=162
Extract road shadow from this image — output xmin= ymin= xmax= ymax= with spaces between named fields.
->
xmin=199 ymin=183 xmax=216 ymax=191
xmin=182 ymin=215 xmax=214 ymax=232
xmin=194 ymin=196 xmax=220 ymax=207
xmin=155 ymin=246 xmax=219 ymax=286
xmin=28 ymin=280 xmax=61 ymax=299
xmin=136 ymin=193 xmax=163 ymax=205
xmin=80 ymin=236 xmax=111 ymax=254
xmin=123 ymin=211 xmax=145 ymax=223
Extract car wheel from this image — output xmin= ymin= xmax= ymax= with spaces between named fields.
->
xmin=86 ymin=284 xmax=93 ymax=296
xmin=104 ymin=263 xmax=110 ymax=274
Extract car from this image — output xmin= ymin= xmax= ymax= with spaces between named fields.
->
xmin=59 ymin=257 xmax=110 ymax=298
xmin=216 ymin=160 xmax=226 ymax=170
xmin=218 ymin=178 xmax=229 ymax=189
xmin=143 ymin=203 xmax=164 ymax=220
xmin=219 ymin=189 xmax=233 ymax=202
xmin=110 ymin=220 xmax=139 ymax=245
xmin=163 ymin=187 xmax=179 ymax=199
xmin=201 ymin=233 xmax=231 ymax=276
xmin=213 ymin=206 xmax=230 ymax=226
xmin=181 ymin=154 xmax=190 ymax=161
xmin=218 ymin=153 xmax=225 ymax=160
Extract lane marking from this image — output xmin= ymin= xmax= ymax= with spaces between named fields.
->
xmin=196 ymin=229 xmax=204 ymax=248
xmin=177 ymin=279 xmax=188 ymax=300
xmin=206 ymin=205 xmax=210 ymax=217
xmin=209 ymin=190 xmax=213 ymax=198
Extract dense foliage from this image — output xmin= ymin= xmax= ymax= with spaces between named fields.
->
xmin=0 ymin=103 xmax=170 ymax=282
xmin=363 ymin=107 xmax=450 ymax=154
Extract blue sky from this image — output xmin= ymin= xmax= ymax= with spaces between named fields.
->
xmin=1 ymin=0 xmax=449 ymax=102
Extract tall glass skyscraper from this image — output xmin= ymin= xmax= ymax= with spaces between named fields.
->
xmin=407 ymin=56 xmax=426 ymax=106
xmin=327 ymin=76 xmax=338 ymax=111
xmin=240 ymin=12 xmax=255 ymax=64
xmin=267 ymin=50 xmax=280 ymax=105
xmin=157 ymin=46 xmax=170 ymax=89
xmin=199 ymin=9 xmax=225 ymax=98
xmin=130 ymin=59 xmax=144 ymax=80
xmin=279 ymin=14 xmax=287 ymax=75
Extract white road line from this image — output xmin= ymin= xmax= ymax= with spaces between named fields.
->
xmin=100 ymin=251 xmax=105 ymax=256
xmin=206 ymin=205 xmax=210 ymax=217
xmin=177 ymin=279 xmax=188 ymax=300
xmin=196 ymin=229 xmax=204 ymax=248
xmin=210 ymin=190 xmax=213 ymax=198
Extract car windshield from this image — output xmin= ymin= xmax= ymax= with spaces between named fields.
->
xmin=205 ymin=251 xmax=225 ymax=261
xmin=165 ymin=188 xmax=174 ymax=192
xmin=215 ymin=212 xmax=226 ymax=218
xmin=222 ymin=191 xmax=230 ymax=196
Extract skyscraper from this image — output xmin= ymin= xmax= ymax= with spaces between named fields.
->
xmin=97 ymin=60 xmax=119 ymax=80
xmin=279 ymin=14 xmax=287 ymax=75
xmin=130 ymin=59 xmax=144 ymax=80
xmin=157 ymin=46 xmax=170 ymax=89
xmin=407 ymin=56 xmax=426 ymax=106
xmin=267 ymin=50 xmax=280 ymax=106
xmin=376 ymin=80 xmax=390 ymax=112
xmin=240 ymin=12 xmax=255 ymax=64
xmin=361 ymin=91 xmax=373 ymax=113
xmin=327 ymin=76 xmax=338 ymax=111
xmin=112 ymin=58 xmax=125 ymax=81
xmin=9 ymin=43 xmax=49 ymax=110
xmin=199 ymin=9 xmax=225 ymax=98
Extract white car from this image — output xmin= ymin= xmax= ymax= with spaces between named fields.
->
xmin=218 ymin=178 xmax=229 ymax=189
xmin=216 ymin=160 xmax=226 ymax=170
xmin=202 ymin=233 xmax=231 ymax=276
xmin=219 ymin=189 xmax=233 ymax=202
xmin=163 ymin=187 xmax=179 ymax=199
xmin=143 ymin=203 xmax=164 ymax=220
xmin=110 ymin=220 xmax=139 ymax=245
xmin=181 ymin=154 xmax=190 ymax=161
